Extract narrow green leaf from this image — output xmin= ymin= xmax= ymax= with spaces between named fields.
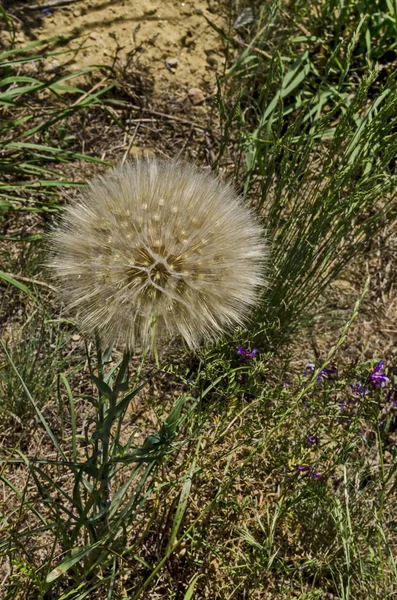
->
xmin=91 ymin=374 xmax=113 ymax=399
xmin=183 ymin=574 xmax=205 ymax=600
xmin=46 ymin=544 xmax=101 ymax=583
xmin=166 ymin=435 xmax=201 ymax=552
xmin=60 ymin=374 xmax=77 ymax=462
xmin=0 ymin=270 xmax=37 ymax=301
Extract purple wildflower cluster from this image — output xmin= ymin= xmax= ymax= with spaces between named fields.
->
xmin=344 ymin=360 xmax=391 ymax=411
xmin=295 ymin=358 xmax=395 ymax=482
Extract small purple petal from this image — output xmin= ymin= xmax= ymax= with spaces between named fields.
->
xmin=351 ymin=382 xmax=370 ymax=396
xmin=305 ymin=363 xmax=337 ymax=380
xmin=237 ymin=344 xmax=258 ymax=359
xmin=295 ymin=465 xmax=321 ymax=478
xmin=307 ymin=435 xmax=318 ymax=445
xmin=368 ymin=360 xmax=389 ymax=388
xmin=304 ymin=363 xmax=315 ymax=377
xmin=369 ymin=373 xmax=389 ymax=388
xmin=372 ymin=360 xmax=385 ymax=374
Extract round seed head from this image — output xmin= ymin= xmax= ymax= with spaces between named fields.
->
xmin=50 ymin=160 xmax=267 ymax=349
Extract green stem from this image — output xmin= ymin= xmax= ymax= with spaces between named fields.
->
xmin=96 ymin=395 xmax=117 ymax=540
xmin=96 ymin=348 xmax=131 ymax=540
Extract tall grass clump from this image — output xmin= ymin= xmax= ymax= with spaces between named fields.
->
xmin=0 ymin=312 xmax=64 ymax=426
xmin=214 ymin=0 xmax=397 ymax=346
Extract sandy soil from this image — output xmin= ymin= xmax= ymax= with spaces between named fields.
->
xmin=10 ymin=0 xmax=227 ymax=97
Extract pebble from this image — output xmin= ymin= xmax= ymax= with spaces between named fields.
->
xmin=45 ymin=59 xmax=59 ymax=71
xmin=165 ymin=57 xmax=179 ymax=69
xmin=188 ymin=87 xmax=205 ymax=104
xmin=206 ymin=55 xmax=218 ymax=68
xmin=129 ymin=146 xmax=155 ymax=158
xmin=144 ymin=7 xmax=158 ymax=16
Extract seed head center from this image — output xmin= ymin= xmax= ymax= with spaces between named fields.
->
xmin=125 ymin=246 xmax=185 ymax=290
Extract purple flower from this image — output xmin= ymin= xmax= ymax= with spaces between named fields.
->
xmin=316 ymin=365 xmax=337 ymax=381
xmin=386 ymin=389 xmax=397 ymax=407
xmin=307 ymin=434 xmax=318 ymax=445
xmin=368 ymin=360 xmax=389 ymax=388
xmin=237 ymin=344 xmax=258 ymax=359
xmin=351 ymin=382 xmax=370 ymax=396
xmin=304 ymin=362 xmax=315 ymax=377
xmin=294 ymin=465 xmax=321 ymax=478
xmin=304 ymin=362 xmax=337 ymax=380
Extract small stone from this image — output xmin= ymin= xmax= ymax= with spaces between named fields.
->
xmin=143 ymin=6 xmax=158 ymax=16
xmin=206 ymin=56 xmax=218 ymax=68
xmin=165 ymin=57 xmax=179 ymax=69
xmin=332 ymin=279 xmax=354 ymax=293
xmin=188 ymin=87 xmax=205 ymax=105
xmin=45 ymin=59 xmax=59 ymax=71
xmin=129 ymin=146 xmax=155 ymax=158
xmin=233 ymin=7 xmax=254 ymax=29
xmin=89 ymin=31 xmax=99 ymax=39
xmin=72 ymin=334 xmax=81 ymax=342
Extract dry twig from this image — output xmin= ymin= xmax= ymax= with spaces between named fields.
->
xmin=2 ymin=272 xmax=57 ymax=292
xmin=104 ymin=100 xmax=212 ymax=133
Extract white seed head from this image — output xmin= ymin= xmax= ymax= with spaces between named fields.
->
xmin=49 ymin=160 xmax=267 ymax=349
